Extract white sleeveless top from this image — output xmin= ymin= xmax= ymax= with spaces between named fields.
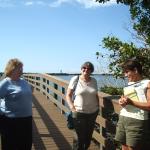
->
xmin=120 ymin=79 xmax=150 ymax=120
xmin=68 ymin=76 xmax=99 ymax=114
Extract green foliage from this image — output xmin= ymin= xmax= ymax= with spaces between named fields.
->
xmin=102 ymin=37 xmax=150 ymax=78
xmin=130 ymin=1 xmax=150 ymax=46
xmin=96 ymin=0 xmax=150 ymax=78
xmin=100 ymin=86 xmax=123 ymax=95
xmin=96 ymin=0 xmax=150 ymax=46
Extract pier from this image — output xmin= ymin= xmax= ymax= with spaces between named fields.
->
xmin=24 ymin=73 xmax=121 ymax=150
xmin=0 ymin=73 xmax=121 ymax=150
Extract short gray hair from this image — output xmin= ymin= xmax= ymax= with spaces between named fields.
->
xmin=81 ymin=61 xmax=94 ymax=73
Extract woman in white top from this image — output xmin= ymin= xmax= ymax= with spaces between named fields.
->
xmin=66 ymin=61 xmax=99 ymax=150
xmin=115 ymin=59 xmax=150 ymax=150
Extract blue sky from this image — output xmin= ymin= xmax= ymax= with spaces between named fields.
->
xmin=0 ymin=0 xmax=132 ymax=73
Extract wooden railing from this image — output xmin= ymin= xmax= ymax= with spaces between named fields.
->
xmin=24 ymin=73 xmax=121 ymax=150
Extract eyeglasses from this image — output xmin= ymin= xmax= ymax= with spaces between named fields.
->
xmin=82 ymin=67 xmax=91 ymax=71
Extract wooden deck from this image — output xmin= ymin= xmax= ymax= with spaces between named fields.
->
xmin=32 ymin=91 xmax=99 ymax=150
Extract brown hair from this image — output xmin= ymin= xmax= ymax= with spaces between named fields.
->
xmin=121 ymin=59 xmax=142 ymax=75
xmin=4 ymin=58 xmax=23 ymax=77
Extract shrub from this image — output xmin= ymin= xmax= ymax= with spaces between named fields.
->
xmin=100 ymin=86 xmax=123 ymax=95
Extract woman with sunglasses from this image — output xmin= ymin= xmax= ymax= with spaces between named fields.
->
xmin=66 ymin=61 xmax=99 ymax=150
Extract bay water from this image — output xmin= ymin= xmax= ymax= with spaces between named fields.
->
xmin=53 ymin=74 xmax=127 ymax=89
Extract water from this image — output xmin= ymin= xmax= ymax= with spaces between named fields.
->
xmin=53 ymin=74 xmax=127 ymax=89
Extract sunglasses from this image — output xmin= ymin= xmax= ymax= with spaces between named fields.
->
xmin=82 ymin=67 xmax=91 ymax=70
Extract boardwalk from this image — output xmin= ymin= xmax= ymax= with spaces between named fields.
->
xmin=32 ymin=91 xmax=99 ymax=150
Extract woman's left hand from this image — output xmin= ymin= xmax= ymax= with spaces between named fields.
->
xmin=119 ymin=95 xmax=130 ymax=107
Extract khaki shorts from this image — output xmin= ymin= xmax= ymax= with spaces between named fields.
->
xmin=115 ymin=115 xmax=150 ymax=147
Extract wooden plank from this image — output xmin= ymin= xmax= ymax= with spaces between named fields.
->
xmin=32 ymin=91 xmax=73 ymax=149
xmin=32 ymin=91 xmax=99 ymax=150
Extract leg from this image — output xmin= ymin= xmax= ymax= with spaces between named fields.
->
xmin=122 ymin=145 xmax=142 ymax=150
xmin=84 ymin=111 xmax=98 ymax=149
xmin=1 ymin=118 xmax=18 ymax=150
xmin=115 ymin=116 xmax=126 ymax=148
xmin=122 ymin=144 xmax=129 ymax=150
xmin=128 ymin=146 xmax=141 ymax=150
xmin=0 ymin=116 xmax=32 ymax=150
xmin=73 ymin=113 xmax=87 ymax=150
xmin=0 ymin=116 xmax=5 ymax=150
xmin=17 ymin=117 xmax=32 ymax=150
xmin=126 ymin=118 xmax=148 ymax=150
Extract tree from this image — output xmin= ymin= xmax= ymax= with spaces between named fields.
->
xmin=96 ymin=0 xmax=150 ymax=78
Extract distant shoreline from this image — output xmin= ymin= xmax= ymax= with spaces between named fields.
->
xmin=48 ymin=73 xmax=112 ymax=76
xmin=1 ymin=72 xmax=112 ymax=76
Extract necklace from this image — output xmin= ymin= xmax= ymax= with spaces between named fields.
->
xmin=80 ymin=75 xmax=91 ymax=82
xmin=86 ymin=82 xmax=90 ymax=86
xmin=80 ymin=77 xmax=91 ymax=86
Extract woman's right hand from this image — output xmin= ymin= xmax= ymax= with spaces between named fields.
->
xmin=71 ymin=106 xmax=76 ymax=112
xmin=119 ymin=95 xmax=128 ymax=107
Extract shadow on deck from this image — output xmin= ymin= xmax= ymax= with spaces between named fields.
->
xmin=32 ymin=91 xmax=73 ymax=150
xmin=32 ymin=91 xmax=99 ymax=150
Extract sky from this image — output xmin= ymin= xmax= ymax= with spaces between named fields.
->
xmin=0 ymin=0 xmax=132 ymax=74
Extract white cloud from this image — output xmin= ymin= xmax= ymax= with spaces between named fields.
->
xmin=24 ymin=1 xmax=46 ymax=6
xmin=49 ymin=0 xmax=73 ymax=8
xmin=76 ymin=0 xmax=100 ymax=8
xmin=24 ymin=1 xmax=34 ymax=6
xmin=50 ymin=0 xmax=117 ymax=8
xmin=0 ymin=0 xmax=117 ymax=8
xmin=100 ymin=0 xmax=117 ymax=7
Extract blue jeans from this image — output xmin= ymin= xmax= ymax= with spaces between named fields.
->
xmin=72 ymin=110 xmax=98 ymax=150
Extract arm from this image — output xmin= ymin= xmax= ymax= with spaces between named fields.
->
xmin=125 ymin=82 xmax=150 ymax=111
xmin=0 ymin=79 xmax=8 ymax=98
xmin=96 ymin=93 xmax=101 ymax=107
xmin=31 ymin=85 xmax=34 ymax=93
xmin=66 ymin=88 xmax=76 ymax=112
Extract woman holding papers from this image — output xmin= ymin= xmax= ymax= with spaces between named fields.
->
xmin=115 ymin=59 xmax=150 ymax=150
